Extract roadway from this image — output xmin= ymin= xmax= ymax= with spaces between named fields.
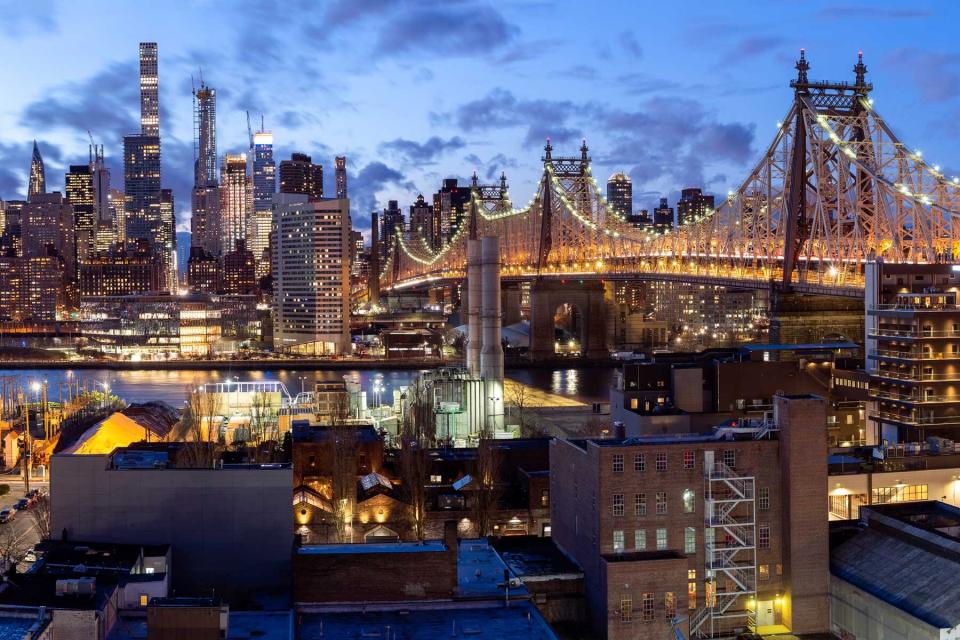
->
xmin=0 ymin=477 xmax=49 ymax=558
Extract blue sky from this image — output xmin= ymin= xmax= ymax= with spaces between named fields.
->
xmin=1 ymin=0 xmax=959 ymax=236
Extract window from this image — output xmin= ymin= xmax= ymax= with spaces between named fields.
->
xmin=635 ymin=529 xmax=646 ymax=551
xmin=759 ymin=525 xmax=770 ymax=549
xmin=642 ymin=593 xmax=655 ymax=621
xmin=665 ymin=592 xmax=676 ymax=620
xmin=759 ymin=564 xmax=769 ymax=581
xmin=688 ymin=569 xmax=696 ymax=580
xmin=541 ymin=489 xmax=549 ymax=508
xmin=656 ymin=528 xmax=668 ymax=550
xmin=635 ymin=493 xmax=647 ymax=516
xmin=613 ymin=454 xmax=624 ymax=473
xmin=682 ymin=489 xmax=695 ymax=513
xmin=723 ymin=449 xmax=736 ymax=469
xmin=430 ymin=474 xmax=442 ymax=483
xmin=656 ymin=451 xmax=668 ymax=471
xmin=872 ymin=484 xmax=928 ymax=504
xmin=139 ymin=594 xmax=148 ymax=607
xmin=688 ymin=581 xmax=696 ymax=609
xmin=634 ymin=452 xmax=646 ymax=471
xmin=620 ymin=595 xmax=633 ymax=623
xmin=683 ymin=450 xmax=695 ymax=469
xmin=684 ymin=527 xmax=696 ymax=554
xmin=613 ymin=530 xmax=625 ymax=553
xmin=613 ymin=494 xmax=625 ymax=517
xmin=656 ymin=491 xmax=667 ymax=514
xmin=758 ymin=487 xmax=770 ymax=510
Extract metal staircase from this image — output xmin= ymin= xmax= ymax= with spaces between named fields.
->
xmin=690 ymin=450 xmax=757 ymax=639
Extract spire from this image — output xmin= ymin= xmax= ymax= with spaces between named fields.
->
xmin=580 ymin=138 xmax=589 ymax=162
xmin=543 ymin=138 xmax=552 ymax=162
xmin=28 ymin=140 xmax=45 ymax=199
xmin=854 ymin=50 xmax=867 ymax=87
xmin=795 ymin=48 xmax=809 ymax=86
xmin=471 ymin=170 xmax=478 ymax=188
xmin=500 ymin=171 xmax=508 ymax=194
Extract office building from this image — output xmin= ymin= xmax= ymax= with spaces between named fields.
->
xmin=222 ymin=239 xmax=257 ymax=295
xmin=432 ymin=178 xmax=471 ymax=244
xmin=22 ymin=192 xmax=75 ymax=281
xmin=607 ymin=172 xmax=633 ymax=219
xmin=865 ymin=260 xmax=960 ymax=443
xmin=65 ymin=163 xmax=96 ymax=261
xmin=408 ymin=194 xmax=437 ymax=246
xmin=28 ymin=140 xmax=45 ymax=198
xmin=676 ymin=188 xmax=715 ymax=227
xmin=551 ymin=394 xmax=829 ymax=639
xmin=252 ymin=130 xmax=276 ymax=212
xmin=109 ymin=187 xmax=125 ymax=245
xmin=380 ymin=200 xmax=404 ymax=249
xmin=652 ymin=197 xmax=674 ymax=232
xmin=90 ymin=144 xmax=113 ymax=252
xmin=78 ymin=241 xmax=163 ymax=297
xmin=220 ymin=153 xmax=252 ymax=255
xmin=139 ymin=42 xmax=159 ymax=137
xmin=191 ymin=81 xmax=220 ymax=258
xmin=186 ymin=246 xmax=219 ymax=293
xmin=122 ymin=134 xmax=162 ymax=248
xmin=335 ymin=155 xmax=347 ymax=199
xmin=190 ymin=185 xmax=220 ymax=256
xmin=159 ymin=188 xmax=176 ymax=288
xmin=271 ymin=194 xmax=351 ymax=355
xmin=0 ymin=255 xmax=61 ymax=321
xmin=279 ymin=153 xmax=323 ymax=198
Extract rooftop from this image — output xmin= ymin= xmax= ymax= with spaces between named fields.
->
xmin=0 ymin=610 xmax=48 ymax=640
xmin=108 ymin=610 xmax=293 ymax=640
xmin=458 ymin=538 xmax=527 ymax=598
xmin=298 ymin=601 xmax=556 ymax=640
xmin=297 ymin=541 xmax=447 ymax=555
xmin=491 ymin=536 xmax=582 ymax=579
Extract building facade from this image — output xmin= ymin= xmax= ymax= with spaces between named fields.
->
xmin=279 ymin=153 xmax=323 ymax=198
xmin=220 ymin=153 xmax=252 ymax=256
xmin=606 ymin=172 xmax=633 ymax=219
xmin=677 ymin=188 xmax=715 ymax=227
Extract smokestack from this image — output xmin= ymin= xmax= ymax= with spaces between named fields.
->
xmin=480 ymin=236 xmax=504 ymax=433
xmin=466 ymin=239 xmax=482 ymax=375
xmin=368 ymin=211 xmax=381 ymax=307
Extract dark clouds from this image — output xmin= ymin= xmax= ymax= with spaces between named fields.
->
xmin=350 ymin=161 xmax=417 ymax=217
xmin=816 ymin=5 xmax=930 ymax=20
xmin=439 ymin=89 xmax=581 ymax=147
xmin=379 ymin=136 xmax=466 ymax=164
xmin=375 ymin=4 xmax=517 ymax=57
xmin=0 ymin=140 xmax=63 ymax=196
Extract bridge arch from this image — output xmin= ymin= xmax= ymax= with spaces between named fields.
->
xmin=529 ymin=279 xmax=608 ymax=361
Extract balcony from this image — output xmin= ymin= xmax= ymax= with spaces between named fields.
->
xmin=869 ymin=350 xmax=960 ymax=362
xmin=869 ymin=328 xmax=960 ymax=339
xmin=871 ymin=390 xmax=960 ymax=404
xmin=872 ymin=370 xmax=960 ymax=383
xmin=870 ymin=410 xmax=960 ymax=427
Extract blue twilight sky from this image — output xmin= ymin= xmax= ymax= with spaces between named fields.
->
xmin=1 ymin=0 xmax=959 ymax=237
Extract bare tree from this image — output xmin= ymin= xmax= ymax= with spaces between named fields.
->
xmin=0 ymin=525 xmax=27 ymax=575
xmin=472 ymin=437 xmax=503 ymax=538
xmin=175 ymin=384 xmax=224 ymax=468
xmin=400 ymin=414 xmax=429 ymax=542
xmin=249 ymin=391 xmax=273 ymax=446
xmin=330 ymin=423 xmax=356 ymax=543
xmin=30 ymin=494 xmax=51 ymax=541
xmin=401 ymin=377 xmax=436 ymax=446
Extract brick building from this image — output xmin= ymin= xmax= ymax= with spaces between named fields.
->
xmin=551 ymin=394 xmax=829 ymax=639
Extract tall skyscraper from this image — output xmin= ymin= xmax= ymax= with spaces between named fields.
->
xmin=279 ymin=153 xmax=323 ymax=198
xmin=252 ymin=130 xmax=276 ymax=212
xmin=22 ymin=192 xmax=75 ymax=289
xmin=653 ymin=197 xmax=674 ymax=232
xmin=65 ymin=164 xmax=95 ymax=261
xmin=676 ymin=187 xmax=715 ymax=226
xmin=606 ymin=171 xmax=633 ymax=219
xmin=408 ymin=194 xmax=436 ymax=246
xmin=271 ymin=193 xmax=351 ymax=355
xmin=90 ymin=144 xmax=112 ymax=238
xmin=220 ymin=153 xmax=252 ymax=255
xmin=335 ymin=156 xmax=347 ymax=199
xmin=432 ymin=178 xmax=470 ymax=244
xmin=380 ymin=200 xmax=404 ymax=249
xmin=160 ymin=188 xmax=176 ymax=286
xmin=28 ymin=141 xmax=45 ymax=199
xmin=139 ymin=43 xmax=159 ymax=137
xmin=191 ymin=79 xmax=220 ymax=257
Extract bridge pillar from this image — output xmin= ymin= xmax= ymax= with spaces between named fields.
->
xmin=502 ymin=284 xmax=522 ymax=327
xmin=529 ymin=279 xmax=608 ymax=361
xmin=768 ymin=290 xmax=864 ymax=352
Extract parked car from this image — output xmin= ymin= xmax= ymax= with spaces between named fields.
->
xmin=0 ymin=509 xmax=16 ymax=523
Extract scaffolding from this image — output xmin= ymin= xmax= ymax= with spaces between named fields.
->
xmin=691 ymin=450 xmax=757 ymax=639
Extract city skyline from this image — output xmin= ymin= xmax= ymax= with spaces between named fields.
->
xmin=1 ymin=1 xmax=959 ymax=237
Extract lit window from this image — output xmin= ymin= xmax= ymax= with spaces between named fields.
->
xmin=682 ymin=489 xmax=695 ymax=513
xmin=759 ymin=564 xmax=769 ymax=581
xmin=634 ymin=529 xmax=646 ymax=551
xmin=688 ymin=581 xmax=697 ymax=609
xmin=665 ymin=592 xmax=676 ymax=620
xmin=621 ymin=595 xmax=633 ymax=623
xmin=613 ymin=530 xmax=625 ymax=553
xmin=656 ymin=528 xmax=668 ymax=550
xmin=684 ymin=527 xmax=696 ymax=554
xmin=139 ymin=594 xmax=148 ymax=607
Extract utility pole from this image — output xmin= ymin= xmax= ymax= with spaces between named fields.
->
xmin=19 ymin=388 xmax=30 ymax=493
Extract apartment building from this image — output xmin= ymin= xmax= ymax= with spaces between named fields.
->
xmin=551 ymin=394 xmax=829 ymax=639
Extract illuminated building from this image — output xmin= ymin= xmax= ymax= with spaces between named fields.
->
xmin=139 ymin=42 xmax=159 ymax=137
xmin=380 ymin=200 xmax=404 ymax=250
xmin=279 ymin=153 xmax=323 ymax=198
xmin=222 ymin=239 xmax=257 ymax=295
xmin=335 ymin=155 xmax=347 ymax=199
xmin=432 ymin=178 xmax=471 ymax=245
xmin=122 ymin=134 xmax=162 ymax=251
xmin=191 ymin=185 xmax=220 ymax=256
xmin=90 ymin=145 xmax=114 ymax=253
xmin=191 ymin=80 xmax=220 ymax=257
xmin=0 ymin=255 xmax=64 ymax=321
xmin=408 ymin=194 xmax=436 ymax=247
xmin=28 ymin=141 xmax=45 ymax=199
xmin=79 ymin=241 xmax=163 ymax=297
xmin=606 ymin=171 xmax=633 ymax=219
xmin=187 ymin=246 xmax=219 ymax=293
xmin=0 ymin=200 xmax=24 ymax=257
xmin=219 ymin=153 xmax=252 ymax=255
xmin=676 ymin=188 xmax=714 ymax=226
xmin=252 ymin=130 xmax=276 ymax=212
xmin=652 ymin=197 xmax=674 ymax=232
xmin=65 ymin=164 xmax=96 ymax=261
xmin=271 ymin=194 xmax=351 ymax=355
xmin=159 ymin=188 xmax=176 ymax=287
xmin=22 ymin=192 xmax=74 ymax=283
xmin=109 ymin=188 xmax=125 ymax=245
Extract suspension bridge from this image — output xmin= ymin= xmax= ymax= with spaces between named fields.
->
xmin=379 ymin=51 xmax=960 ymax=300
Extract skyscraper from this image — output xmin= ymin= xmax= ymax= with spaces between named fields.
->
xmin=606 ymin=171 xmax=633 ymax=219
xmin=432 ymin=179 xmax=471 ymax=244
xmin=252 ymin=130 xmax=276 ymax=212
xmin=676 ymin=187 xmax=715 ymax=226
xmin=335 ymin=156 xmax=347 ymax=199
xmin=160 ymin=188 xmax=176 ymax=286
xmin=191 ymin=79 xmax=220 ymax=257
xmin=380 ymin=200 xmax=404 ymax=250
xmin=408 ymin=194 xmax=436 ymax=246
xmin=139 ymin=43 xmax=159 ymax=137
xmin=220 ymin=153 xmax=252 ymax=255
xmin=28 ymin=141 xmax=45 ymax=199
xmin=90 ymin=144 xmax=113 ymax=249
xmin=271 ymin=193 xmax=351 ymax=355
xmin=279 ymin=153 xmax=323 ymax=198
xmin=653 ymin=197 xmax=674 ymax=232
xmin=65 ymin=164 xmax=95 ymax=261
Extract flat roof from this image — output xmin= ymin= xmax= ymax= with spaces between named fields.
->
xmin=108 ymin=611 xmax=293 ymax=640
xmin=0 ymin=613 xmax=46 ymax=640
xmin=458 ymin=538 xmax=527 ymax=598
xmin=298 ymin=602 xmax=556 ymax=639
xmin=491 ymin=536 xmax=582 ymax=578
xmin=739 ymin=342 xmax=859 ymax=352
xmin=298 ymin=541 xmax=446 ymax=555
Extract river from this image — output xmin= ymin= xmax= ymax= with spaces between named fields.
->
xmin=0 ymin=366 xmax=616 ymax=406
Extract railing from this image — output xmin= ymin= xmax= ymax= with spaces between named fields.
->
xmin=871 ymin=350 xmax=960 ymax=360
xmin=871 ymin=410 xmax=960 ymax=426
xmin=872 ymin=370 xmax=960 ymax=382
xmin=872 ymin=390 xmax=960 ymax=403
xmin=869 ymin=328 xmax=960 ymax=338
xmin=870 ymin=303 xmax=960 ymax=311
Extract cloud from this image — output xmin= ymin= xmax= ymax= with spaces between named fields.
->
xmin=716 ymin=36 xmax=784 ymax=67
xmin=620 ymin=31 xmax=643 ymax=59
xmin=440 ymin=88 xmax=581 ymax=147
xmin=463 ymin=153 xmax=518 ymax=181
xmin=884 ymin=47 xmax=960 ymax=103
xmin=816 ymin=5 xmax=930 ymax=20
xmin=375 ymin=4 xmax=517 ymax=57
xmin=0 ymin=0 xmax=58 ymax=37
xmin=379 ymin=136 xmax=466 ymax=164
xmin=350 ymin=161 xmax=417 ymax=219
xmin=0 ymin=140 xmax=64 ymax=197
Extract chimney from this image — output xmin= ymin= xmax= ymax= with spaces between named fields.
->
xmin=480 ymin=236 xmax=504 ymax=432
xmin=466 ymin=239 xmax=482 ymax=376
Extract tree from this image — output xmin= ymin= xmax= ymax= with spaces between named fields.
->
xmin=330 ymin=423 xmax=356 ymax=543
xmin=30 ymin=494 xmax=51 ymax=541
xmin=472 ymin=436 xmax=503 ymax=538
xmin=175 ymin=384 xmax=224 ymax=468
xmin=0 ymin=525 xmax=27 ymax=575
xmin=248 ymin=391 xmax=273 ymax=446
xmin=506 ymin=383 xmax=546 ymax=437
xmin=400 ymin=413 xmax=429 ymax=542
